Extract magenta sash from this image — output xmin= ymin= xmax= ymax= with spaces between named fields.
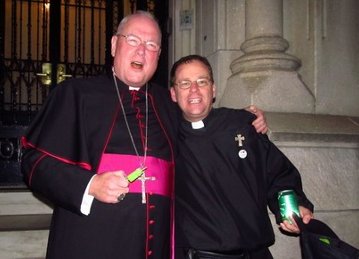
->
xmin=97 ymin=153 xmax=174 ymax=198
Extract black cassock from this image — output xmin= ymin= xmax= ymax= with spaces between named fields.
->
xmin=175 ymin=108 xmax=313 ymax=256
xmin=21 ymin=75 xmax=178 ymax=259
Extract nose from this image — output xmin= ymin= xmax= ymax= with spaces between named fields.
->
xmin=189 ymin=81 xmax=200 ymax=92
xmin=136 ymin=43 xmax=146 ymax=56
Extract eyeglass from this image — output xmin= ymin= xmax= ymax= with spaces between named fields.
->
xmin=117 ymin=34 xmax=160 ymax=52
xmin=175 ymin=78 xmax=212 ymax=89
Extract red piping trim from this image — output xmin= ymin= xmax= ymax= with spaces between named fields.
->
xmin=28 ymin=153 xmax=47 ymax=186
xmin=145 ymin=193 xmax=150 ymax=259
xmin=147 ymin=92 xmax=176 ymax=259
xmin=95 ymin=102 xmax=122 ymax=172
xmin=21 ymin=137 xmax=92 ymax=170
xmin=147 ymin=93 xmax=175 ymax=163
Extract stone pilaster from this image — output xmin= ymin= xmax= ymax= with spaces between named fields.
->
xmin=219 ymin=1 xmax=359 ymax=257
xmin=220 ymin=0 xmax=314 ymax=113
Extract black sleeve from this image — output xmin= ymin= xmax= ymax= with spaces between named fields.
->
xmin=21 ymin=148 xmax=95 ymax=215
xmin=262 ymin=135 xmax=314 ymax=223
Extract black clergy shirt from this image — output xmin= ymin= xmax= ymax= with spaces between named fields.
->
xmin=175 ymin=108 xmax=313 ymax=253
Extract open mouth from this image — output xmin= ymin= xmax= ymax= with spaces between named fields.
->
xmin=131 ymin=61 xmax=143 ymax=69
xmin=189 ymin=98 xmax=201 ymax=104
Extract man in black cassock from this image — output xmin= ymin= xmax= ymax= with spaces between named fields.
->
xmin=170 ymin=55 xmax=314 ymax=259
xmin=21 ymin=11 xmax=178 ymax=259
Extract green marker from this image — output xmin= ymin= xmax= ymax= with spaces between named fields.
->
xmin=127 ymin=167 xmax=145 ymax=183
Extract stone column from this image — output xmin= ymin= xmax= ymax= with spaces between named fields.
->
xmin=219 ymin=0 xmax=314 ymax=113
xmin=219 ymin=2 xmax=359 ymax=258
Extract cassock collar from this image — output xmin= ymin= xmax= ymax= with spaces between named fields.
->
xmin=114 ymin=77 xmax=148 ymax=97
xmin=181 ymin=110 xmax=216 ymax=133
xmin=191 ymin=120 xmax=204 ymax=129
xmin=129 ymin=86 xmax=140 ymax=91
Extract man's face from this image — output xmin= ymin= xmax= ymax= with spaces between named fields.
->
xmin=111 ymin=15 xmax=161 ymax=87
xmin=170 ymin=60 xmax=216 ymax=122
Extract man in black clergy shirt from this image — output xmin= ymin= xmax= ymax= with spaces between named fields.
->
xmin=170 ymin=55 xmax=314 ymax=259
xmin=21 ymin=11 xmax=267 ymax=259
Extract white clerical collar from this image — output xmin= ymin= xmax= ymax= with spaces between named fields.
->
xmin=191 ymin=120 xmax=205 ymax=129
xmin=129 ymin=86 xmax=140 ymax=91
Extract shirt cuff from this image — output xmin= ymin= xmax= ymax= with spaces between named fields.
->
xmin=80 ymin=175 xmax=96 ymax=215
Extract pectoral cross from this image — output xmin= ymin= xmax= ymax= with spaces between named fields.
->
xmin=139 ymin=173 xmax=156 ymax=204
xmin=235 ymin=134 xmax=245 ymax=147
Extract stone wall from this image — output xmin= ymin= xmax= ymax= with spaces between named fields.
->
xmin=266 ymin=113 xmax=359 ymax=258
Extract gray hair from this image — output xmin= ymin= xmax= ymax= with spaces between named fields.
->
xmin=115 ymin=11 xmax=162 ymax=41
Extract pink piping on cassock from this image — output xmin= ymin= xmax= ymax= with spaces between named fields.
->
xmin=147 ymin=92 xmax=176 ymax=259
xmin=21 ymin=137 xmax=92 ymax=171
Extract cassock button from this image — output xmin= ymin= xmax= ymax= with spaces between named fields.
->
xmin=148 ymin=250 xmax=153 ymax=256
xmin=149 ymin=205 xmax=156 ymax=209
xmin=149 ymin=219 xmax=155 ymax=225
xmin=149 ymin=234 xmax=154 ymax=239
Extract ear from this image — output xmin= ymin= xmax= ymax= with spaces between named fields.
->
xmin=213 ymin=83 xmax=216 ymax=98
xmin=170 ymin=87 xmax=178 ymax=103
xmin=157 ymin=48 xmax=162 ymax=60
xmin=111 ymin=36 xmax=117 ymax=57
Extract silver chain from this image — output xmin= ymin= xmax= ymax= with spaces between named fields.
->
xmin=112 ymin=70 xmax=148 ymax=168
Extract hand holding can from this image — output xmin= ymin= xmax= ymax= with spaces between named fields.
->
xmin=278 ymin=190 xmax=300 ymax=223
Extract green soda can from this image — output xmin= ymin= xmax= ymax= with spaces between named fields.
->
xmin=278 ymin=190 xmax=300 ymax=222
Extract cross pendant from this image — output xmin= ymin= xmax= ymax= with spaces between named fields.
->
xmin=235 ymin=134 xmax=245 ymax=147
xmin=139 ymin=173 xmax=156 ymax=204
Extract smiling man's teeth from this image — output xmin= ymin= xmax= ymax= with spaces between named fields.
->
xmin=189 ymin=98 xmax=200 ymax=104
xmin=131 ymin=61 xmax=143 ymax=69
